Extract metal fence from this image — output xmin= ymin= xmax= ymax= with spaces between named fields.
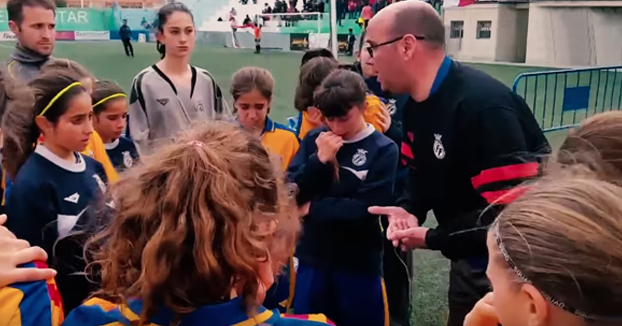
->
xmin=512 ymin=66 xmax=622 ymax=133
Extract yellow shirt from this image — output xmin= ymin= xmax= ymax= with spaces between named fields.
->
xmin=296 ymin=94 xmax=387 ymax=140
xmin=261 ymin=118 xmax=300 ymax=171
xmin=81 ymin=131 xmax=118 ymax=183
xmin=364 ymin=94 xmax=389 ymax=133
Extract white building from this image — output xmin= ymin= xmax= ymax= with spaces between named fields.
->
xmin=443 ymin=0 xmax=622 ymax=67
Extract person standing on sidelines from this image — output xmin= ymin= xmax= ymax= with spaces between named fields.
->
xmin=119 ymin=19 xmax=134 ymax=57
xmin=3 ymin=0 xmax=55 ymax=86
xmin=365 ymin=2 xmax=550 ymax=326
xmin=0 ymin=0 xmax=55 ymax=120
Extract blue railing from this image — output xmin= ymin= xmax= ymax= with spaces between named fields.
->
xmin=512 ymin=66 xmax=622 ymax=133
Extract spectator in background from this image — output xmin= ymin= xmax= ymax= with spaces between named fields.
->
xmin=348 ymin=0 xmax=356 ymax=18
xmin=119 ymin=19 xmax=134 ymax=58
xmin=243 ymin=14 xmax=253 ymax=26
xmin=360 ymin=1 xmax=373 ymax=28
xmin=347 ymin=28 xmax=356 ymax=56
xmin=254 ymin=24 xmax=262 ymax=54
xmin=336 ymin=0 xmax=344 ymax=25
xmin=140 ymin=16 xmax=152 ymax=29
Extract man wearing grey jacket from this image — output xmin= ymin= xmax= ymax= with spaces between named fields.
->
xmin=0 ymin=0 xmax=57 ymax=121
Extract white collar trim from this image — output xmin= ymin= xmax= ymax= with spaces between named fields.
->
xmin=34 ymin=145 xmax=86 ymax=173
xmin=343 ymin=124 xmax=375 ymax=144
xmin=104 ymin=138 xmax=120 ymax=150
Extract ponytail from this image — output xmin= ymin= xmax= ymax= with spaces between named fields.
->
xmin=1 ymin=77 xmax=38 ymax=178
xmin=156 ymin=41 xmax=166 ymax=59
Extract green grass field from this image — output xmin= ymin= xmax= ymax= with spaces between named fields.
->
xmin=0 ymin=41 xmax=591 ymax=325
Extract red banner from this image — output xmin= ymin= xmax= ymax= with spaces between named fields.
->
xmin=56 ymin=31 xmax=75 ymax=41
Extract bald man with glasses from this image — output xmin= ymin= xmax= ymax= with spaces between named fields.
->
xmin=365 ymin=2 xmax=550 ymax=326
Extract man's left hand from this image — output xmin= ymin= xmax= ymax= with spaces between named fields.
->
xmin=388 ymin=226 xmax=429 ymax=251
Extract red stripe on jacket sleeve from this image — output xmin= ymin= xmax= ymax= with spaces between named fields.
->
xmin=471 ymin=162 xmax=539 ymax=189
xmin=480 ymin=186 xmax=529 ymax=204
xmin=400 ymin=142 xmax=414 ymax=160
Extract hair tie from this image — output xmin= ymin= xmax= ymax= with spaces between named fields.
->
xmin=187 ymin=140 xmax=205 ymax=147
xmin=39 ymin=82 xmax=83 ymax=117
xmin=92 ymin=93 xmax=127 ymax=108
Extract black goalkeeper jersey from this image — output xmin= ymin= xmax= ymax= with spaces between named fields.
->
xmin=398 ymin=58 xmax=550 ymax=261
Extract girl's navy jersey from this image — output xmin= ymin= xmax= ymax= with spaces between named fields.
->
xmin=287 ymin=124 xmax=399 ymax=276
xmin=104 ymin=136 xmax=140 ymax=171
xmin=6 ymin=145 xmax=107 ymax=258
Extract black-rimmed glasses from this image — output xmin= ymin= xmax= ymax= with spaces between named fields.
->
xmin=366 ymin=34 xmax=426 ymax=58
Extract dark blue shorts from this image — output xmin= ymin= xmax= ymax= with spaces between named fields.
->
xmin=293 ymin=264 xmax=388 ymax=326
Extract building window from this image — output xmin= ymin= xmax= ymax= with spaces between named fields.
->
xmin=476 ymin=21 xmax=492 ymax=39
xmin=449 ymin=21 xmax=464 ymax=39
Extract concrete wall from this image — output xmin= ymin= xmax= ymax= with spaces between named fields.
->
xmin=443 ymin=3 xmax=528 ymax=62
xmin=525 ymin=4 xmax=622 ymax=66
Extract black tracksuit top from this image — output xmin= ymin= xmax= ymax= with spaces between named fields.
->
xmin=398 ymin=57 xmax=550 ymax=261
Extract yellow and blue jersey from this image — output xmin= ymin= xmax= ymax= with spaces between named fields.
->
xmin=82 ymin=131 xmax=119 ymax=183
xmin=287 ymin=94 xmax=388 ymax=140
xmin=287 ymin=111 xmax=320 ymax=141
xmin=363 ymin=94 xmax=389 ymax=133
xmin=261 ymin=117 xmax=300 ymax=171
xmin=0 ymin=261 xmax=64 ymax=326
xmin=63 ymin=297 xmax=335 ymax=326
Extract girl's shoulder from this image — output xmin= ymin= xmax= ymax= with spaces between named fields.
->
xmin=192 ymin=66 xmax=219 ymax=84
xmin=2 ymin=262 xmax=64 ymax=326
xmin=117 ymin=136 xmax=138 ymax=150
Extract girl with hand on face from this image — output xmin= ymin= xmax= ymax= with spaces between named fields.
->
xmin=127 ymin=3 xmax=230 ymax=156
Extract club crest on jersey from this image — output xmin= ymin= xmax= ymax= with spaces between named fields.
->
xmin=93 ymin=174 xmax=106 ymax=193
xmin=433 ymin=133 xmax=445 ymax=160
xmin=352 ymin=149 xmax=368 ymax=166
xmin=196 ymin=101 xmax=205 ymax=113
xmin=387 ymin=99 xmax=397 ymax=115
xmin=122 ymin=151 xmax=133 ymax=168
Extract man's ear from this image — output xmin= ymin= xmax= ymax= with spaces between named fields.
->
xmin=8 ymin=20 xmax=20 ymax=35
